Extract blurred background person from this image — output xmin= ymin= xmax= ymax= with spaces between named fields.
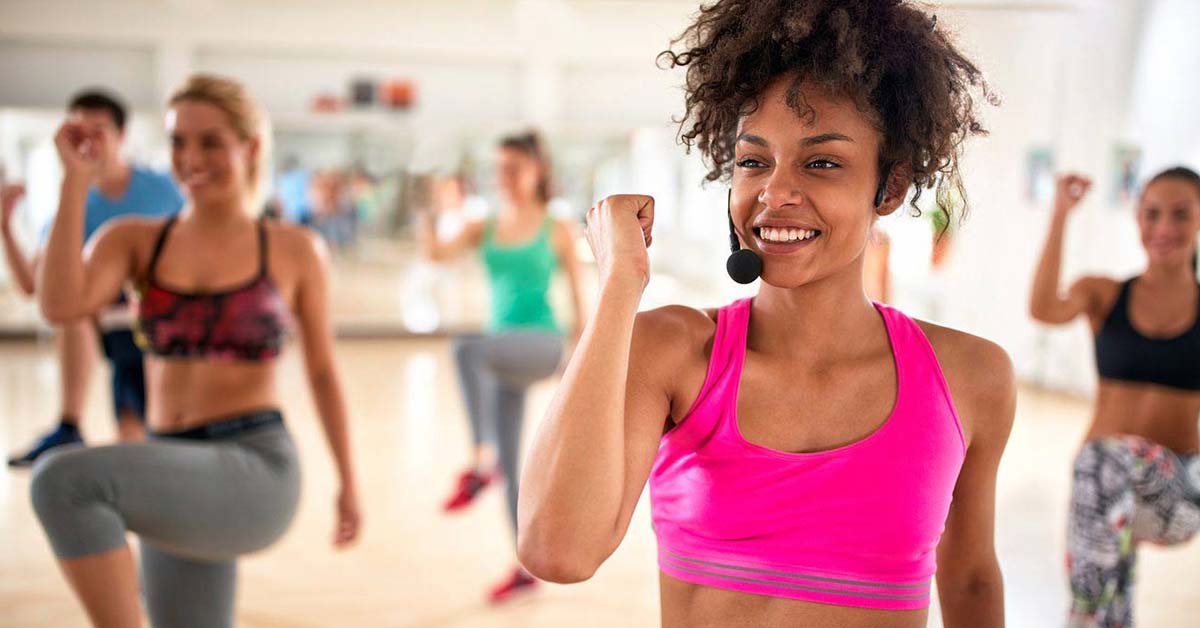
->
xmin=5 ymin=89 xmax=183 ymax=468
xmin=1030 ymin=169 xmax=1200 ymax=627
xmin=30 ymin=73 xmax=360 ymax=628
xmin=417 ymin=131 xmax=585 ymax=603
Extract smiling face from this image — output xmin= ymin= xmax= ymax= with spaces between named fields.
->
xmin=1137 ymin=176 xmax=1200 ymax=270
xmin=730 ymin=78 xmax=901 ymax=289
xmin=495 ymin=146 xmax=544 ymax=206
xmin=167 ymin=100 xmax=259 ymax=206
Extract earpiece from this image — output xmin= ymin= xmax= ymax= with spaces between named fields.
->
xmin=874 ymin=164 xmax=892 ymax=208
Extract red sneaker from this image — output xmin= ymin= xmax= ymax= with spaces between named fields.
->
xmin=488 ymin=567 xmax=538 ymax=604
xmin=442 ymin=467 xmax=496 ymax=512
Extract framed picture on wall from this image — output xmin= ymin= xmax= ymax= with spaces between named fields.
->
xmin=1112 ymin=143 xmax=1142 ymax=206
xmin=1027 ymin=146 xmax=1055 ymax=205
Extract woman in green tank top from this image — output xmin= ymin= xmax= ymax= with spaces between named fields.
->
xmin=416 ymin=131 xmax=585 ymax=602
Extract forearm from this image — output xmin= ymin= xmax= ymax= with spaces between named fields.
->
xmin=38 ymin=175 xmax=90 ymax=320
xmin=415 ymin=212 xmax=447 ymax=262
xmin=1029 ymin=211 xmax=1068 ymax=318
xmin=309 ymin=368 xmax=356 ymax=487
xmin=569 ymin=279 xmax=587 ymax=338
xmin=519 ymin=278 xmax=642 ymax=563
xmin=1 ymin=225 xmax=36 ymax=296
xmin=939 ymin=565 xmax=1004 ymax=628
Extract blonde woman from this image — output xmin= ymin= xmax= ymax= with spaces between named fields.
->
xmin=31 ymin=74 xmax=360 ymax=628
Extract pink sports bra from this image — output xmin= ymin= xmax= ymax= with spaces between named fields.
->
xmin=649 ymin=298 xmax=966 ymax=611
xmin=133 ymin=216 xmax=291 ymax=361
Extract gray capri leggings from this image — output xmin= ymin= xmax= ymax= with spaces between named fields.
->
xmin=452 ymin=330 xmax=562 ymax=534
xmin=30 ymin=412 xmax=300 ymax=628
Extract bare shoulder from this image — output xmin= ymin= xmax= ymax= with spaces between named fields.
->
xmin=94 ymin=215 xmax=169 ymax=241
xmin=632 ymin=305 xmax=718 ymax=419
xmin=634 ymin=304 xmax=716 ymax=345
xmin=552 ymin=217 xmax=577 ymax=236
xmin=914 ymin=319 xmax=1015 ymax=447
xmin=1072 ymin=275 xmax=1121 ymax=295
xmin=88 ymin=216 xmax=171 ymax=269
xmin=550 ymin=217 xmax=577 ymax=250
xmin=1072 ymin=275 xmax=1123 ymax=319
xmin=266 ymin=220 xmax=329 ymax=269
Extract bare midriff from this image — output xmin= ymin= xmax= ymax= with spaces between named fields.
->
xmin=143 ymin=356 xmax=280 ymax=432
xmin=1087 ymin=380 xmax=1200 ymax=454
xmin=659 ymin=574 xmax=928 ymax=628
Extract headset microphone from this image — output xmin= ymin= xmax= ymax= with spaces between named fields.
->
xmin=726 ymin=203 xmax=763 ymax=284
xmin=724 ymin=171 xmax=890 ymax=285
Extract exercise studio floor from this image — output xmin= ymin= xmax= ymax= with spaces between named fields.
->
xmin=2 ymin=338 xmax=1199 ymax=628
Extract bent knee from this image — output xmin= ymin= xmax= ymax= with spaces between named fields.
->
xmin=29 ymin=446 xmax=90 ymax=514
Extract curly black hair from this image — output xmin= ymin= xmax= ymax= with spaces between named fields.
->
xmin=659 ymin=0 xmax=998 ymax=222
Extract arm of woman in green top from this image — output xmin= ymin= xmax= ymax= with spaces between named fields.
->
xmin=415 ymin=208 xmax=485 ymax=262
xmin=552 ymin=218 xmax=586 ymax=343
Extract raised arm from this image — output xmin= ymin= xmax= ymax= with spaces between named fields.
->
xmin=1029 ymin=173 xmax=1099 ymax=324
xmin=289 ymin=226 xmax=361 ymax=548
xmin=38 ymin=121 xmax=136 ymax=322
xmin=1 ymin=183 xmax=36 ymax=296
xmin=414 ymin=206 xmax=484 ymax=262
xmin=517 ymin=194 xmax=673 ymax=582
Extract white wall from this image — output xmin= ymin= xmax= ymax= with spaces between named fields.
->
xmin=932 ymin=0 xmax=1154 ymax=395
xmin=1129 ymin=0 xmax=1200 ymax=172
xmin=929 ymin=0 xmax=1199 ymax=395
xmin=0 ymin=0 xmax=693 ymax=130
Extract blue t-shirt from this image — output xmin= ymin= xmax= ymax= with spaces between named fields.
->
xmin=41 ymin=166 xmax=184 ymax=243
xmin=83 ymin=166 xmax=184 ymax=240
xmin=276 ymin=168 xmax=312 ymax=224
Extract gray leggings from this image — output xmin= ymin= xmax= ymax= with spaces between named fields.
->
xmin=452 ymin=330 xmax=562 ymax=535
xmin=30 ymin=417 xmax=300 ymax=628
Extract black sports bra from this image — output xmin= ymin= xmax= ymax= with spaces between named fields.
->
xmin=1094 ymin=277 xmax=1200 ymax=392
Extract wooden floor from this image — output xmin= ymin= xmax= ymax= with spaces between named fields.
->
xmin=2 ymin=337 xmax=1199 ymax=627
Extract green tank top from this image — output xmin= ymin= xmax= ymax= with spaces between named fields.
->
xmin=481 ymin=215 xmax=560 ymax=333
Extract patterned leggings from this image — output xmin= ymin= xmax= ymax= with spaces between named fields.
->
xmin=1067 ymin=435 xmax=1200 ymax=627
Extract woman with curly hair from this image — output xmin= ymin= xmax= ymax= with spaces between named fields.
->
xmin=1031 ymin=168 xmax=1200 ymax=627
xmin=517 ymin=1 xmax=1011 ymax=626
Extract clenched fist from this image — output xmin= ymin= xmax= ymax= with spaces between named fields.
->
xmin=54 ymin=120 xmax=104 ymax=179
xmin=1054 ymin=173 xmax=1092 ymax=216
xmin=585 ymin=194 xmax=654 ymax=290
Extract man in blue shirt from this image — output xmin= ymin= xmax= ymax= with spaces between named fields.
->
xmin=4 ymin=89 xmax=183 ymax=467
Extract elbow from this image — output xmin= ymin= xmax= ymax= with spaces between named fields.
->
xmin=1028 ymin=303 xmax=1047 ymax=323
xmin=517 ymin=540 xmax=600 ymax=584
xmin=1028 ymin=299 xmax=1054 ymax=324
xmin=306 ymin=365 xmax=336 ymax=389
xmin=516 ymin=525 xmax=605 ymax=584
xmin=1029 ymin=305 xmax=1066 ymax=325
xmin=940 ymin=564 xmax=1004 ymax=613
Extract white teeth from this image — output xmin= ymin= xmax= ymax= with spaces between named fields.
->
xmin=759 ymin=227 xmax=818 ymax=243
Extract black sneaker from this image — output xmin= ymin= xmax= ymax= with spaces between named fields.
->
xmin=7 ymin=425 xmax=83 ymax=468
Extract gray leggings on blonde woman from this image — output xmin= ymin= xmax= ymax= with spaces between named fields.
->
xmin=452 ymin=330 xmax=563 ymax=533
xmin=30 ymin=415 xmax=300 ymax=628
